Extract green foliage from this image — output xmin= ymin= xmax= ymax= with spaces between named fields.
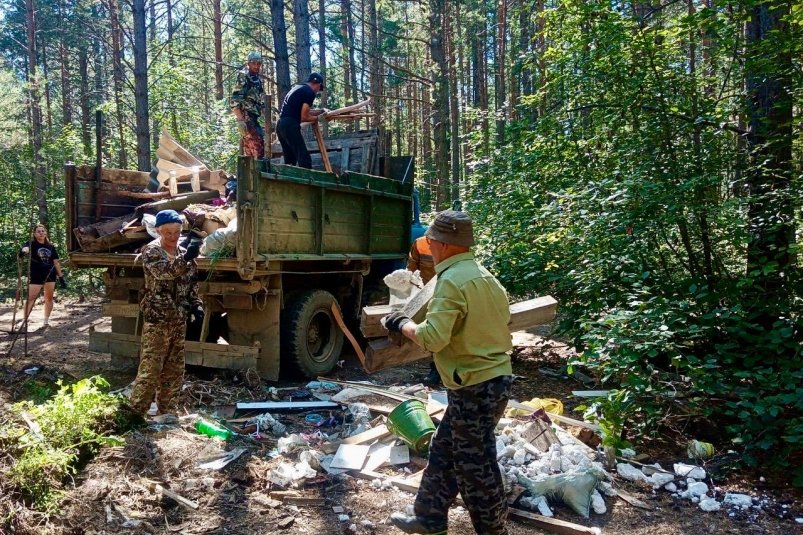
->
xmin=1 ymin=377 xmax=129 ymax=511
xmin=468 ymin=0 xmax=802 ymax=483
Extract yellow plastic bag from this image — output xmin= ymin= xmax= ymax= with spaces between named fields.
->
xmin=505 ymin=397 xmax=564 ymax=417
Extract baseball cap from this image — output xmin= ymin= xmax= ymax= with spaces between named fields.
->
xmin=307 ymin=72 xmax=325 ymax=90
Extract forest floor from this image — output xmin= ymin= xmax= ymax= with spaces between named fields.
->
xmin=0 ymin=296 xmax=800 ymax=535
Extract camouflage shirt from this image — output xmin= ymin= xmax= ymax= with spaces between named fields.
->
xmin=230 ymin=68 xmax=265 ymax=117
xmin=139 ymin=239 xmax=202 ymax=322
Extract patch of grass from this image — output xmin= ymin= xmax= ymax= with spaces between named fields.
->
xmin=1 ymin=376 xmax=133 ymax=511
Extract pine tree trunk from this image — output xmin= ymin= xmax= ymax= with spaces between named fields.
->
xmin=26 ymin=0 xmax=48 ymax=225
xmin=133 ymin=0 xmax=151 ymax=171
xmin=745 ymin=1 xmax=793 ymax=298
xmin=271 ymin=0 xmax=292 ymax=102
xmin=78 ymin=46 xmax=91 ymax=155
xmin=318 ymin=0 xmax=328 ymax=135
xmin=294 ymin=0 xmax=312 ymax=82
xmin=213 ymin=0 xmax=224 ymax=100
xmin=58 ymin=0 xmax=72 ymax=126
xmin=429 ymin=0 xmax=450 ymax=209
xmin=494 ymin=0 xmax=506 ymax=143
xmin=107 ymin=0 xmax=127 ymax=167
xmin=446 ymin=4 xmax=460 ymax=206
xmin=366 ymin=0 xmax=381 ymax=130
xmin=40 ymin=39 xmax=53 ymax=132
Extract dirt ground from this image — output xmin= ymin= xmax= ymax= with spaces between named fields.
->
xmin=0 ymin=296 xmax=800 ymax=535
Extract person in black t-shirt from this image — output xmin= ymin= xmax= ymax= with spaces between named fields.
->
xmin=277 ymin=73 xmax=326 ymax=169
xmin=18 ymin=224 xmax=66 ymax=330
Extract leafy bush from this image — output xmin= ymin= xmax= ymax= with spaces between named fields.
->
xmin=467 ymin=0 xmax=802 ymax=484
xmin=1 ymin=377 xmax=129 ymax=510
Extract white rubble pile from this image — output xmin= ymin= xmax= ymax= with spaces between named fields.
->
xmin=612 ymin=459 xmax=782 ymax=518
xmin=496 ymin=421 xmax=612 ymax=516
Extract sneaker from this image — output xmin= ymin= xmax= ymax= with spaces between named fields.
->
xmin=147 ymin=402 xmax=159 ymax=416
xmin=389 ymin=512 xmax=447 ymax=535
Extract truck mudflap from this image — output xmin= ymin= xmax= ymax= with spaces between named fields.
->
xmin=88 ymin=327 xmax=259 ymax=370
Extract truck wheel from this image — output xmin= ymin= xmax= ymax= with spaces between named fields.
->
xmin=281 ymin=290 xmax=345 ymax=378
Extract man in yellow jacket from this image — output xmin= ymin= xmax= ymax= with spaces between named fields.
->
xmin=385 ymin=210 xmax=513 ymax=535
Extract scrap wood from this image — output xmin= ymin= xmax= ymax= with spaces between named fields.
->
xmin=615 ymin=488 xmax=653 ymax=510
xmin=354 ymin=469 xmax=422 ymax=494
xmin=140 ymin=479 xmax=199 ymax=510
xmin=316 ymin=377 xmax=413 ymax=402
xmin=324 ymin=98 xmax=372 ymax=118
xmin=508 ymin=507 xmax=602 ymax=535
xmin=282 ymin=496 xmax=326 ymax=506
xmin=197 ymin=447 xmax=248 ymax=470
xmin=236 ymin=400 xmax=338 ymax=410
xmin=507 ymin=400 xmax=601 ymax=433
xmin=323 ymin=424 xmax=391 ymax=454
xmin=331 ymin=302 xmax=365 ymax=366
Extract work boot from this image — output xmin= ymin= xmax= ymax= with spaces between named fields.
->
xmin=389 ymin=512 xmax=446 ymax=535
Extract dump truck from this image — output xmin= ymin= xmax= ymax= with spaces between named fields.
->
xmin=66 ymin=130 xmax=414 ymax=380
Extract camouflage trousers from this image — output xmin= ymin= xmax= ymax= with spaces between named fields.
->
xmin=414 ymin=375 xmax=512 ymax=534
xmin=129 ymin=319 xmax=186 ymax=416
xmin=242 ymin=120 xmax=265 ymax=159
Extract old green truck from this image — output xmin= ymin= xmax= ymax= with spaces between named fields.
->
xmin=66 ymin=132 xmax=413 ymax=380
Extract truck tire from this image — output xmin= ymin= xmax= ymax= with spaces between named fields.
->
xmin=281 ymin=290 xmax=345 ymax=378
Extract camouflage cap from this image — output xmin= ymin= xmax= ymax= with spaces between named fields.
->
xmin=247 ymin=51 xmax=263 ymax=63
xmin=425 ymin=210 xmax=475 ymax=247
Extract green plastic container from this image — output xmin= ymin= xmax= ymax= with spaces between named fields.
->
xmin=195 ymin=419 xmax=233 ymax=440
xmin=387 ymin=399 xmax=436 ymax=454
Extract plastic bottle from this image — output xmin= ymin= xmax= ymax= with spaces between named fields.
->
xmin=195 ymin=419 xmax=233 ymax=440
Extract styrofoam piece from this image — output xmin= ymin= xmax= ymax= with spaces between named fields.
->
xmin=687 ymin=481 xmax=709 ymax=497
xmin=649 ymin=471 xmax=675 ymax=488
xmin=617 ymin=463 xmax=649 ymax=483
xmin=723 ymin=493 xmax=753 ymax=508
xmin=330 ymin=444 xmax=370 ymax=470
xmin=674 ymin=462 xmax=706 ymax=480
xmin=591 ymin=489 xmax=607 ymax=514
xmin=699 ymin=498 xmax=721 ymax=512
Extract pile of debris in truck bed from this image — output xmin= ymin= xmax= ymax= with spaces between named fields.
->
xmin=69 ymin=131 xmax=234 ymax=255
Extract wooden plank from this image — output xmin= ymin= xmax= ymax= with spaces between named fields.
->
xmin=353 ymin=469 xmax=421 ymax=494
xmin=158 ymin=130 xmax=206 ymax=168
xmin=506 ymin=401 xmax=601 ymax=432
xmin=508 ymin=296 xmax=559 ymax=332
xmin=88 ymin=330 xmax=259 ymax=368
xmin=311 ymin=122 xmax=333 ymax=173
xmin=101 ymin=303 xmax=140 ymax=318
xmin=135 ymin=190 xmax=218 ymax=215
xmin=236 ymin=401 xmax=339 ymax=410
xmin=362 ymin=294 xmax=558 ymax=373
xmin=508 ymin=508 xmax=601 ymax=535
xmin=360 ymin=304 xmax=394 ymax=338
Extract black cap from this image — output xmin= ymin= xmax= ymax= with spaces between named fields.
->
xmin=307 ymin=72 xmax=325 ymax=90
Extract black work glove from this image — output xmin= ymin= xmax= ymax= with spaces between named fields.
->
xmin=58 ymin=276 xmax=67 ymax=289
xmin=385 ymin=311 xmax=412 ymax=333
xmin=183 ymin=239 xmax=202 ymax=261
xmin=189 ymin=304 xmax=204 ymax=324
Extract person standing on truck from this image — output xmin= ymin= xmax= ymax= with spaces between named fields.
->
xmin=18 ymin=223 xmax=66 ymax=332
xmin=384 ymin=210 xmax=513 ymax=535
xmin=130 ymin=210 xmax=203 ymax=421
xmin=230 ymin=51 xmax=266 ymax=159
xmin=406 ymin=236 xmax=441 ymax=386
xmin=276 ymin=73 xmax=327 ymax=169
